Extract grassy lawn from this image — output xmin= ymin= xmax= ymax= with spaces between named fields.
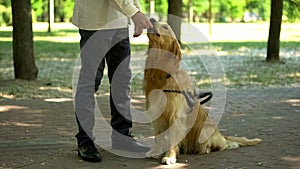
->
xmin=0 ymin=22 xmax=299 ymax=100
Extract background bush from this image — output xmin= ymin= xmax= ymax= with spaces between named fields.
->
xmin=0 ymin=0 xmax=299 ymax=25
xmin=0 ymin=5 xmax=12 ymax=26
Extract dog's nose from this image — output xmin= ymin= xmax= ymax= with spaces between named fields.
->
xmin=147 ymin=18 xmax=157 ymax=34
xmin=150 ymin=18 xmax=157 ymax=25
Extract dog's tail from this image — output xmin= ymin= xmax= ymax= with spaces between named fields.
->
xmin=224 ymin=136 xmax=262 ymax=149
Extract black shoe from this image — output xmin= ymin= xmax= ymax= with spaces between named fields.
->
xmin=112 ymin=133 xmax=150 ymax=153
xmin=77 ymin=141 xmax=102 ymax=162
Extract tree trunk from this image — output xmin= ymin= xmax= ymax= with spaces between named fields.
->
xmin=12 ymin=0 xmax=38 ymax=80
xmin=188 ymin=0 xmax=193 ymax=23
xmin=167 ymin=0 xmax=183 ymax=44
xmin=208 ymin=0 xmax=213 ymax=35
xmin=267 ymin=0 xmax=283 ymax=62
xmin=150 ymin=0 xmax=155 ymax=13
xmin=48 ymin=0 xmax=54 ymax=32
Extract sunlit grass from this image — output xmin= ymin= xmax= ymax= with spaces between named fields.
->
xmin=0 ymin=22 xmax=299 ymax=100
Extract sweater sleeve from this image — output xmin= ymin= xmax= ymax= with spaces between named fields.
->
xmin=107 ymin=0 xmax=140 ymax=17
xmin=133 ymin=0 xmax=141 ymax=11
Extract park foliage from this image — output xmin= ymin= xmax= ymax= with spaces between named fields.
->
xmin=0 ymin=0 xmax=299 ymax=26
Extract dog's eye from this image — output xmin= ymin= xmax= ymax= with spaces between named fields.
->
xmin=162 ymin=26 xmax=168 ymax=29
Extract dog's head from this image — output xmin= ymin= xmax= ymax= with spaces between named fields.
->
xmin=145 ymin=19 xmax=181 ymax=83
xmin=147 ymin=18 xmax=181 ymax=57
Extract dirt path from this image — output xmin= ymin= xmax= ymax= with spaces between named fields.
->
xmin=0 ymin=87 xmax=299 ymax=169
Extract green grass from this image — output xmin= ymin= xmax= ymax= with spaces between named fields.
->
xmin=0 ymin=24 xmax=299 ymax=100
xmin=187 ymin=41 xmax=300 ymax=51
xmin=184 ymin=41 xmax=300 ymax=89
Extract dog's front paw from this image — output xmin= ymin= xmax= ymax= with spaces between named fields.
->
xmin=162 ymin=156 xmax=176 ymax=165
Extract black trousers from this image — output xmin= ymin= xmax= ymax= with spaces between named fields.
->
xmin=75 ymin=28 xmax=132 ymax=146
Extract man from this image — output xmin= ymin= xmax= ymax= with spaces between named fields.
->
xmin=72 ymin=0 xmax=153 ymax=162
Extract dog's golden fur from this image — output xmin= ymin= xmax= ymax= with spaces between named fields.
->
xmin=143 ymin=19 xmax=262 ymax=165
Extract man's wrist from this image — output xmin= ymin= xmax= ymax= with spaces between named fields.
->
xmin=132 ymin=11 xmax=141 ymax=18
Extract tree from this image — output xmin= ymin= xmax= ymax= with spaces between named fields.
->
xmin=266 ymin=0 xmax=283 ymax=62
xmin=55 ymin=0 xmax=74 ymax=22
xmin=12 ymin=0 xmax=38 ymax=80
xmin=208 ymin=0 xmax=212 ymax=35
xmin=167 ymin=0 xmax=183 ymax=43
xmin=218 ymin=0 xmax=246 ymax=22
xmin=246 ymin=0 xmax=270 ymax=21
xmin=284 ymin=0 xmax=300 ymax=22
xmin=31 ymin=0 xmax=46 ymax=22
xmin=188 ymin=0 xmax=193 ymax=22
xmin=48 ymin=0 xmax=54 ymax=32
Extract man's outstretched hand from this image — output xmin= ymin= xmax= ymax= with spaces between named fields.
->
xmin=131 ymin=12 xmax=153 ymax=37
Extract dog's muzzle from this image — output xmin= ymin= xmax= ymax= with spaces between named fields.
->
xmin=147 ymin=18 xmax=159 ymax=35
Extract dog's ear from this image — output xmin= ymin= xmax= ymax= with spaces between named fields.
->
xmin=170 ymin=40 xmax=181 ymax=59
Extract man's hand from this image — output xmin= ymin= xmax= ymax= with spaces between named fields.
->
xmin=131 ymin=11 xmax=153 ymax=37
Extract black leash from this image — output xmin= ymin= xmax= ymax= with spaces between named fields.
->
xmin=195 ymin=92 xmax=213 ymax=105
xmin=163 ymin=89 xmax=213 ymax=112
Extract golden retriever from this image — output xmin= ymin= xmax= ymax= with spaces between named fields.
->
xmin=143 ymin=19 xmax=262 ymax=165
